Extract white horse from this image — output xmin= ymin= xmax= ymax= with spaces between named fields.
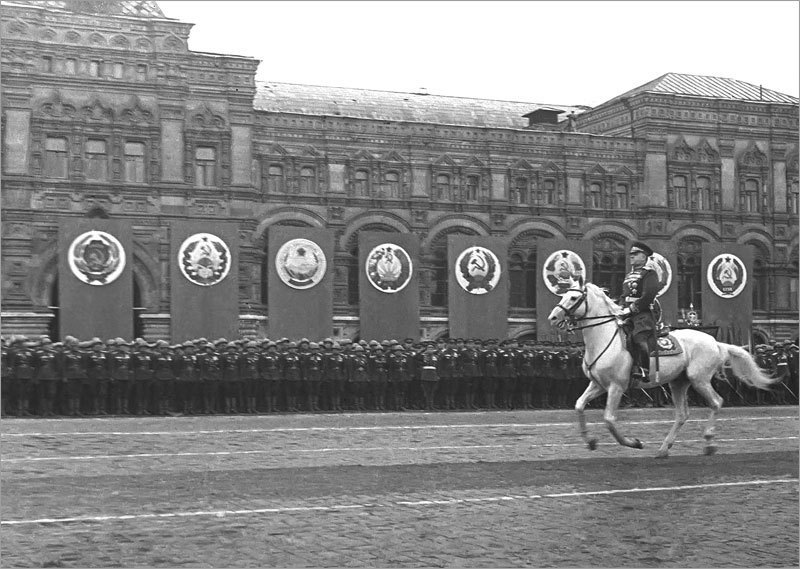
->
xmin=547 ymin=283 xmax=777 ymax=458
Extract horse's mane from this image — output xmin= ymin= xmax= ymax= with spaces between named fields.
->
xmin=585 ymin=282 xmax=623 ymax=316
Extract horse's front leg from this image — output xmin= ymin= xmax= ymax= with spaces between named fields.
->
xmin=575 ymin=380 xmax=606 ymax=450
xmin=604 ymin=382 xmax=644 ymax=449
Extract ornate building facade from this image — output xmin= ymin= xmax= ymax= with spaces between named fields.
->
xmin=2 ymin=0 xmax=798 ymax=342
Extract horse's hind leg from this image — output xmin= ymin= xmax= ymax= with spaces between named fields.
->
xmin=655 ymin=377 xmax=690 ymax=459
xmin=691 ymin=374 xmax=724 ymax=456
xmin=604 ymin=382 xmax=643 ymax=449
xmin=575 ymin=380 xmax=605 ymax=450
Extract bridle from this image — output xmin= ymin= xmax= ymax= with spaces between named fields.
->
xmin=552 ymin=284 xmax=624 ymax=378
xmin=553 ymin=286 xmax=617 ymax=331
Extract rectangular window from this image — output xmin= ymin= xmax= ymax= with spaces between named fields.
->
xmin=85 ymin=139 xmax=107 ymax=180
xmin=385 ymin=171 xmax=400 ymax=198
xmin=465 ymin=175 xmax=479 ymax=202
xmin=673 ymin=175 xmax=688 ymax=209
xmin=136 ymin=64 xmax=147 ymax=81
xmin=195 ymin=146 xmax=216 ymax=187
xmin=124 ymin=142 xmax=145 ymax=183
xmin=543 ymin=179 xmax=556 ymax=205
xmin=354 ymin=169 xmax=369 ymax=196
xmin=436 ymin=174 xmax=451 ymax=201
xmin=267 ymin=165 xmax=284 ymax=193
xmin=89 ymin=60 xmax=100 ymax=77
xmin=615 ymin=183 xmax=629 ymax=209
xmin=789 ymin=180 xmax=799 ymax=215
xmin=65 ymin=58 xmax=76 ymax=74
xmin=589 ymin=182 xmax=603 ymax=208
xmin=742 ymin=179 xmax=760 ymax=213
xmin=42 ymin=56 xmax=52 ymax=73
xmin=45 ymin=137 xmax=68 ymax=178
xmin=113 ymin=62 xmax=124 ymax=79
xmin=300 ymin=166 xmax=315 ymax=193
xmin=696 ymin=176 xmax=712 ymax=211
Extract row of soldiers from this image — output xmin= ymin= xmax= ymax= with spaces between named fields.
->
xmin=2 ymin=335 xmax=589 ymax=417
xmin=2 ymin=334 xmax=797 ymax=417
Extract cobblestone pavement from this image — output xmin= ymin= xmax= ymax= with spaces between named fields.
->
xmin=1 ymin=407 xmax=798 ymax=567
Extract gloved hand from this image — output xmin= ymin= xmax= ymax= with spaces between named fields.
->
xmin=619 ymin=307 xmax=632 ymax=318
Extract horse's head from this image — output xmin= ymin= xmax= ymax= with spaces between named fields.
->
xmin=547 ymin=286 xmax=588 ymax=329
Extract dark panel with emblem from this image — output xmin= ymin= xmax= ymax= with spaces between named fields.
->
xmin=268 ymin=226 xmax=334 ymax=340
xmin=448 ymin=235 xmax=509 ymax=340
xmin=536 ymin=239 xmax=593 ymax=341
xmin=58 ymin=218 xmax=133 ymax=341
xmin=627 ymin=239 xmax=679 ymax=330
xmin=701 ymin=243 xmax=754 ymax=344
xmin=170 ymin=221 xmax=240 ymax=342
xmin=358 ymin=232 xmax=420 ymax=341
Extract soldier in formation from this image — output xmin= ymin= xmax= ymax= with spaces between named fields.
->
xmin=2 ymin=334 xmax=796 ymax=417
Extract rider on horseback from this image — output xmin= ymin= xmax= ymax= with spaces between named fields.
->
xmin=619 ymin=241 xmax=660 ymax=382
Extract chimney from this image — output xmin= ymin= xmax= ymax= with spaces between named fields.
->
xmin=522 ymin=107 xmax=562 ymax=127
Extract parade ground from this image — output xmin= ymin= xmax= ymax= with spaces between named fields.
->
xmin=2 ymin=406 xmax=798 ymax=567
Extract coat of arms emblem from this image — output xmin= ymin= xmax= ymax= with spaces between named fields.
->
xmin=365 ymin=243 xmax=412 ymax=293
xmin=648 ymin=252 xmax=673 ymax=298
xmin=178 ymin=233 xmax=231 ymax=286
xmin=276 ymin=238 xmax=326 ymax=289
xmin=455 ymin=246 xmax=501 ymax=295
xmin=707 ymin=253 xmax=747 ymax=298
xmin=68 ymin=230 xmax=126 ymax=285
xmin=542 ymin=250 xmax=586 ymax=296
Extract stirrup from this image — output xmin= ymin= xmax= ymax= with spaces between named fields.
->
xmin=631 ymin=367 xmax=647 ymax=381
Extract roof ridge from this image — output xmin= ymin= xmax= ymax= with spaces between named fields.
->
xmin=254 ymin=79 xmax=580 ymax=109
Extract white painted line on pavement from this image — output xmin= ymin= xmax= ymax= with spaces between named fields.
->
xmin=2 ymin=414 xmax=796 ymax=438
xmin=2 ymin=478 xmax=796 ymax=526
xmin=3 ymin=436 xmax=796 ymax=462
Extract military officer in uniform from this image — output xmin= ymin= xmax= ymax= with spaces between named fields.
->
xmin=62 ymin=336 xmax=88 ymax=416
xmin=388 ymin=343 xmax=411 ymax=411
xmin=259 ymin=341 xmax=282 ymax=412
xmin=34 ymin=336 xmax=61 ymax=417
xmin=304 ymin=342 xmax=324 ymax=412
xmin=131 ymin=338 xmax=155 ymax=415
xmin=239 ymin=341 xmax=260 ymax=413
xmin=283 ymin=342 xmax=302 ymax=412
xmin=460 ymin=339 xmax=481 ymax=410
xmin=517 ymin=341 xmax=537 ymax=409
xmin=619 ymin=241 xmax=661 ymax=382
xmin=419 ymin=341 xmax=440 ymax=411
xmin=175 ymin=341 xmax=200 ymax=414
xmin=199 ymin=342 xmax=222 ymax=414
xmin=480 ymin=339 xmax=499 ymax=409
xmin=11 ymin=336 xmax=37 ymax=416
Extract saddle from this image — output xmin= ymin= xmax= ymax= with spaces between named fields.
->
xmin=622 ymin=323 xmax=683 ymax=358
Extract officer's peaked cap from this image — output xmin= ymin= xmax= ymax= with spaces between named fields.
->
xmin=630 ymin=241 xmax=653 ymax=257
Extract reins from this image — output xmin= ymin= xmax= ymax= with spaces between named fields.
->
xmin=555 ymin=285 xmax=623 ymax=380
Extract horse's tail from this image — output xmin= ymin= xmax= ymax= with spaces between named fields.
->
xmin=716 ymin=342 xmax=777 ymax=390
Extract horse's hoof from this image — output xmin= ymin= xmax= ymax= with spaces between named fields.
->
xmin=655 ymin=450 xmax=669 ymax=459
xmin=704 ymin=445 xmax=717 ymax=456
xmin=587 ymin=439 xmax=598 ymax=451
xmin=632 ymin=439 xmax=644 ymax=449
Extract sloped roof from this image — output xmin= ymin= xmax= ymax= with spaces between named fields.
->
xmin=605 ymin=72 xmax=798 ymax=105
xmin=254 ymin=81 xmax=586 ymax=129
xmin=3 ymin=0 xmax=168 ymax=18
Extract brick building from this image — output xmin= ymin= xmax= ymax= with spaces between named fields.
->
xmin=2 ymin=0 xmax=798 ymax=343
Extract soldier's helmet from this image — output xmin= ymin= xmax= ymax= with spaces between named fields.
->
xmin=266 ymin=341 xmax=277 ymax=349
xmin=287 ymin=342 xmax=298 ymax=349
xmin=332 ymin=342 xmax=341 ymax=350
xmin=353 ymin=345 xmax=364 ymax=352
xmin=309 ymin=342 xmax=319 ymax=349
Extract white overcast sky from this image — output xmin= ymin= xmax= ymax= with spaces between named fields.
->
xmin=159 ymin=1 xmax=799 ymax=108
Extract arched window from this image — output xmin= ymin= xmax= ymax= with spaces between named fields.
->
xmin=385 ymin=171 xmax=400 ymax=198
xmin=592 ymin=235 xmax=626 ymax=297
xmin=300 ymin=166 xmax=315 ymax=193
xmin=354 ymin=169 xmax=369 ymax=197
xmin=677 ymin=238 xmax=704 ymax=312
xmin=267 ymin=164 xmax=284 ymax=193
xmin=509 ymin=253 xmax=525 ymax=307
xmin=347 ymin=248 xmax=359 ymax=305
xmin=615 ymin=183 xmax=629 ymax=209
xmin=430 ymin=248 xmax=448 ymax=307
xmin=436 ymin=174 xmax=451 ymax=201
xmin=696 ymin=176 xmax=712 ymax=211
xmin=672 ymin=175 xmax=688 ymax=209
xmin=752 ymin=257 xmax=769 ymax=311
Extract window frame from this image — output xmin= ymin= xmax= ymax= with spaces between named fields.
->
xmin=194 ymin=145 xmax=218 ymax=188
xmin=85 ymin=138 xmax=108 ymax=181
